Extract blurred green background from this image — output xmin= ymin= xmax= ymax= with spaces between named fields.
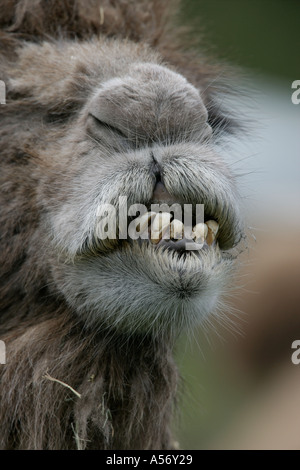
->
xmin=175 ymin=0 xmax=300 ymax=450
xmin=182 ymin=0 xmax=300 ymax=79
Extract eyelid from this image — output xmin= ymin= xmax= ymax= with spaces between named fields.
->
xmin=89 ymin=113 xmax=128 ymax=139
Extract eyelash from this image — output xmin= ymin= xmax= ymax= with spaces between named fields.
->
xmin=90 ymin=114 xmax=128 ymax=139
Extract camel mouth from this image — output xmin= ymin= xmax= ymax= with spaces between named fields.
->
xmin=72 ymin=178 xmax=243 ymax=263
xmin=82 ymin=191 xmax=242 ymax=264
xmin=92 ymin=212 xmax=229 ymax=271
xmin=125 ymin=216 xmax=225 ymax=271
xmin=92 ymin=202 xmax=223 ymax=260
xmin=129 ymin=212 xmax=219 ymax=253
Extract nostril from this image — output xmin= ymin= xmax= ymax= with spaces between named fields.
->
xmin=150 ymin=153 xmax=162 ymax=183
xmin=153 ymin=163 xmax=161 ymax=182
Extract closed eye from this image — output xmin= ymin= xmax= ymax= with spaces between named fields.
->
xmin=88 ymin=113 xmax=128 ymax=139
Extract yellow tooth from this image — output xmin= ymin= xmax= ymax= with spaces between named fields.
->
xmin=206 ymin=220 xmax=219 ymax=235
xmin=136 ymin=211 xmax=156 ymax=234
xmin=150 ymin=212 xmax=172 ymax=243
xmin=152 ymin=212 xmax=172 ymax=232
xmin=170 ymin=219 xmax=184 ymax=240
xmin=205 ymin=220 xmax=219 ymax=245
xmin=192 ymin=223 xmax=208 ymax=244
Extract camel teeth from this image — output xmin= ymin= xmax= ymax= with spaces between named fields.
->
xmin=150 ymin=212 xmax=172 ymax=243
xmin=136 ymin=211 xmax=156 ymax=234
xmin=170 ymin=219 xmax=184 ymax=240
xmin=205 ymin=220 xmax=219 ymax=245
xmin=192 ymin=223 xmax=208 ymax=244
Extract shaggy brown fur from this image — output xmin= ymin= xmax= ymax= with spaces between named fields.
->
xmin=0 ymin=0 xmax=241 ymax=450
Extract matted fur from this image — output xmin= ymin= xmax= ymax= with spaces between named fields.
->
xmin=0 ymin=0 xmax=244 ymax=449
